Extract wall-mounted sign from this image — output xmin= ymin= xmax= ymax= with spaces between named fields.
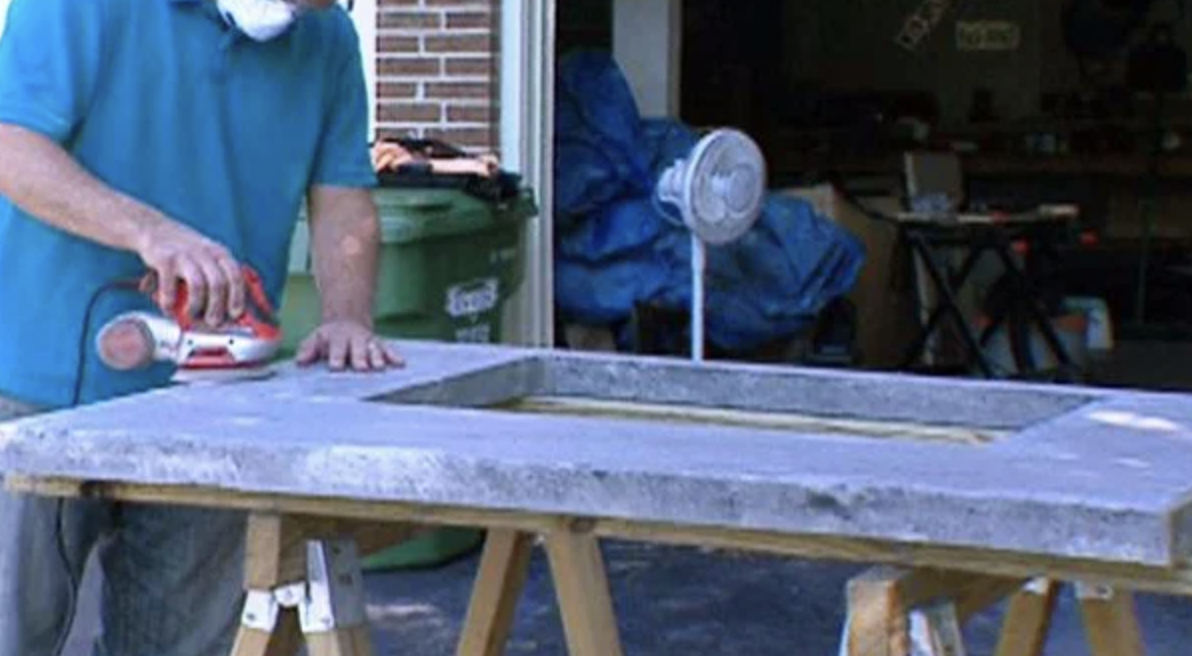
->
xmin=896 ymin=0 xmax=958 ymax=51
xmin=956 ymin=20 xmax=1022 ymax=51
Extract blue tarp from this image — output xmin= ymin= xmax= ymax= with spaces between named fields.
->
xmin=554 ymin=51 xmax=866 ymax=352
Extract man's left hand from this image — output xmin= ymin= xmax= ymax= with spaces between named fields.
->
xmin=296 ymin=320 xmax=405 ymax=372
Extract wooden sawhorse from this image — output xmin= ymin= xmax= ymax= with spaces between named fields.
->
xmin=229 ymin=515 xmax=426 ymax=656
xmin=7 ymin=480 xmax=1176 ymax=656
xmin=458 ymin=536 xmax=1154 ymax=656
xmin=226 ymin=515 xmax=624 ymax=656
xmin=840 ymin=566 xmax=1147 ymax=656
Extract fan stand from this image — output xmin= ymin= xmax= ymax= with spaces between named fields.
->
xmin=692 ymin=234 xmax=707 ymax=362
xmin=656 ymin=128 xmax=767 ymax=365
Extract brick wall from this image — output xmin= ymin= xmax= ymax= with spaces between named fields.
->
xmin=375 ymin=0 xmax=500 ymax=154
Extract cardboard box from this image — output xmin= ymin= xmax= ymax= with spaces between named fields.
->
xmin=783 ymin=184 xmax=922 ymax=369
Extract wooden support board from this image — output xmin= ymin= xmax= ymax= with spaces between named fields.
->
xmin=1077 ymin=583 xmax=1147 ymax=656
xmin=457 ymin=530 xmax=536 ymax=656
xmin=11 ymin=476 xmax=1192 ymax=600
xmin=994 ymin=579 xmax=1059 ymax=656
xmin=908 ymin=602 xmax=967 ymax=656
xmin=545 ymin=524 xmax=625 ymax=656
xmin=230 ymin=611 xmax=303 ymax=656
xmin=306 ymin=627 xmax=375 ymax=656
xmin=504 ymin=397 xmax=1002 ymax=445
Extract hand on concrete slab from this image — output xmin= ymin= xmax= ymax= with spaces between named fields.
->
xmin=295 ymin=320 xmax=405 ymax=372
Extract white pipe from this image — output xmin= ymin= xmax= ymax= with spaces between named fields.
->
xmin=342 ymin=0 xmax=377 ymax=141
xmin=692 ymin=234 xmax=705 ymax=363
xmin=536 ymin=0 xmax=557 ymax=348
xmin=500 ymin=0 xmax=525 ymax=175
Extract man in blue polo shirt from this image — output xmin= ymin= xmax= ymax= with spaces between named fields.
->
xmin=0 ymin=0 xmax=404 ymax=653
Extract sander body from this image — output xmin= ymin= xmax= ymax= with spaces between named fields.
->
xmin=96 ymin=265 xmax=283 ymax=383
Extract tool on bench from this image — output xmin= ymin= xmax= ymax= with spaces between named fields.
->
xmin=371 ymin=137 xmax=500 ymax=179
xmin=370 ymin=137 xmax=523 ymax=205
xmin=96 ymin=265 xmax=282 ymax=383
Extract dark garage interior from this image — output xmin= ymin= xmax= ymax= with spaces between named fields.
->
xmin=552 ymin=0 xmax=1192 ymax=393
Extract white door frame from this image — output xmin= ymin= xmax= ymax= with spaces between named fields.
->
xmin=342 ymin=0 xmax=378 ymax=140
xmin=501 ymin=0 xmax=556 ymax=347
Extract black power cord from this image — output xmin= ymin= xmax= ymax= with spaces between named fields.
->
xmin=50 ymin=278 xmax=140 ymax=656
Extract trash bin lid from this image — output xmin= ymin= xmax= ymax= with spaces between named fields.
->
xmin=376 ymin=188 xmax=537 ymax=245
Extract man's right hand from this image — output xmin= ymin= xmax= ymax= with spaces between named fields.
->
xmin=134 ymin=220 xmax=246 ymax=326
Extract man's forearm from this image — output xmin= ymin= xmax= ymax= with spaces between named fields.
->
xmin=0 ymin=124 xmax=169 ymax=254
xmin=307 ymin=186 xmax=381 ymax=328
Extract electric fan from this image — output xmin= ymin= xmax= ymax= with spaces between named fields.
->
xmin=656 ymin=128 xmax=768 ymax=362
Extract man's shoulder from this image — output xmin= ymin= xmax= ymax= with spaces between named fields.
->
xmin=4 ymin=0 xmax=123 ymax=28
xmin=300 ymin=6 xmax=361 ymax=56
xmin=319 ymin=5 xmax=359 ymax=34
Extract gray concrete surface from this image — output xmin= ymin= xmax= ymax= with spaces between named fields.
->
xmin=4 ymin=341 xmax=1192 ymax=570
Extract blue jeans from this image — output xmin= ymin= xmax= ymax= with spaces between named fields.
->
xmin=0 ymin=397 xmax=247 ymax=656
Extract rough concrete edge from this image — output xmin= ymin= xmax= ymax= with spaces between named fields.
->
xmin=545 ymin=347 xmax=1110 ymax=398
xmin=2 ymin=431 xmax=1174 ymax=568
xmin=1169 ymin=492 xmax=1192 ymax=565
xmin=227 ymin=340 xmax=542 ymax=403
xmin=369 ymin=353 xmax=548 ymax=408
xmin=540 ymin=350 xmax=1098 ymax=431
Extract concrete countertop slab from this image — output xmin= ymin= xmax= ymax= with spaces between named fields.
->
xmin=2 ymin=340 xmax=1191 ymax=570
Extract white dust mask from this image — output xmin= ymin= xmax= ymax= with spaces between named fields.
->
xmin=216 ymin=0 xmax=303 ymax=42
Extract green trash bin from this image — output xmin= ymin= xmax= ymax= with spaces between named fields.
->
xmin=277 ymin=184 xmax=538 ymax=571
xmin=279 ymin=185 xmax=538 ymax=354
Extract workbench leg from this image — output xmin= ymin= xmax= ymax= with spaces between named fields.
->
xmin=839 ymin=566 xmax=1024 ymax=656
xmin=457 ymin=530 xmax=536 ymax=656
xmin=232 ymin=513 xmax=307 ymax=656
xmin=305 ymin=627 xmax=375 ymax=656
xmin=230 ymin=514 xmax=384 ymax=656
xmin=841 ymin=567 xmax=909 ymax=656
xmin=231 ymin=609 xmax=303 ymax=656
xmin=545 ymin=525 xmax=625 ymax=656
xmin=842 ymin=602 xmax=971 ymax=656
xmin=302 ymin=539 xmax=375 ymax=656
xmin=993 ymin=579 xmax=1058 ymax=656
xmin=907 ymin=602 xmax=967 ymax=656
xmin=1076 ymin=583 xmax=1146 ymax=656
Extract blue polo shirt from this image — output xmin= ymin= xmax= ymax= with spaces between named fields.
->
xmin=0 ymin=0 xmax=377 ymax=408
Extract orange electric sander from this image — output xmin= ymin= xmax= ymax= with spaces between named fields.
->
xmin=96 ymin=266 xmax=283 ymax=383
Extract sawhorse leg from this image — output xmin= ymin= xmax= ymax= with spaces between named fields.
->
xmin=455 ymin=523 xmax=625 ymax=656
xmin=997 ymin=579 xmax=1144 ymax=656
xmin=457 ymin=530 xmax=536 ymax=656
xmin=546 ymin=523 xmax=625 ymax=656
xmin=841 ymin=566 xmax=1025 ymax=656
xmin=230 ymin=513 xmax=420 ymax=656
xmin=993 ymin=578 xmax=1058 ymax=656
xmin=1076 ymin=582 xmax=1147 ymax=656
xmin=842 ymin=569 xmax=1148 ymax=656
